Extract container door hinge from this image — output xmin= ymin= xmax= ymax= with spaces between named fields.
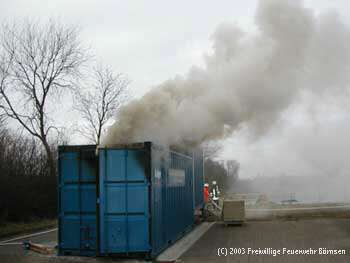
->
xmin=96 ymin=198 xmax=100 ymax=204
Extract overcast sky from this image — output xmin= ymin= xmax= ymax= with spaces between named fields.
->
xmin=1 ymin=0 xmax=349 ymax=178
xmin=2 ymin=0 xmax=349 ymax=95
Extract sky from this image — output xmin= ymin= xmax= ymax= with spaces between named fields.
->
xmin=1 ymin=0 xmax=349 ymax=179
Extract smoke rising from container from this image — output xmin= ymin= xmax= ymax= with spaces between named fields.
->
xmin=103 ymin=0 xmax=349 ymax=147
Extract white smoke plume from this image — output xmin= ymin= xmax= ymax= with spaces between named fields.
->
xmin=103 ymin=0 xmax=349 ymax=147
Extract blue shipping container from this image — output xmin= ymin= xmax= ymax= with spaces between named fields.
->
xmin=58 ymin=142 xmax=203 ymax=258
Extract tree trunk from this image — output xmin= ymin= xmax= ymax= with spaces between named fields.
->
xmin=42 ymin=139 xmax=55 ymax=177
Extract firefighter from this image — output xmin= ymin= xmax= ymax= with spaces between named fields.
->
xmin=203 ymin=183 xmax=209 ymax=204
xmin=211 ymin=181 xmax=220 ymax=208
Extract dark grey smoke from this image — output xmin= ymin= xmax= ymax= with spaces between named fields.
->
xmin=103 ymin=0 xmax=349 ymax=147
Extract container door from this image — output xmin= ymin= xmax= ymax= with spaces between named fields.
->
xmin=58 ymin=149 xmax=98 ymax=256
xmin=99 ymin=149 xmax=150 ymax=255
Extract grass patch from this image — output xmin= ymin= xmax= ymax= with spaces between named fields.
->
xmin=0 ymin=218 xmax=57 ymax=238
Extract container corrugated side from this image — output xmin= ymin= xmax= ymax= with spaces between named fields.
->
xmin=150 ymin=144 xmax=194 ymax=257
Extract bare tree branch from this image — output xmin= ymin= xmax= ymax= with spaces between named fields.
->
xmin=202 ymin=141 xmax=223 ymax=160
xmin=0 ymin=19 xmax=88 ymax=175
xmin=75 ymin=65 xmax=129 ymax=144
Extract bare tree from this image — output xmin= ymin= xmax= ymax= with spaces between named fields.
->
xmin=202 ymin=141 xmax=223 ymax=160
xmin=75 ymin=66 xmax=129 ymax=144
xmin=0 ymin=19 xmax=87 ymax=176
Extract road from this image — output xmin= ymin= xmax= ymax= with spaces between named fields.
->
xmin=0 ymin=228 xmax=57 ymax=263
xmin=1 ymin=218 xmax=350 ymax=262
xmin=179 ymin=218 xmax=350 ymax=263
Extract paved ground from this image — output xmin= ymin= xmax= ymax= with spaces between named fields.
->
xmin=179 ymin=219 xmax=350 ymax=263
xmin=1 ymin=218 xmax=350 ymax=262
xmin=0 ymin=229 xmax=57 ymax=262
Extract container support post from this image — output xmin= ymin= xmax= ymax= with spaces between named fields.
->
xmin=78 ymin=150 xmax=82 ymax=253
xmin=125 ymin=150 xmax=129 ymax=254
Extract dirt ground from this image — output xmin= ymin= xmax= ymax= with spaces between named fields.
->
xmin=1 ymin=218 xmax=350 ymax=263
